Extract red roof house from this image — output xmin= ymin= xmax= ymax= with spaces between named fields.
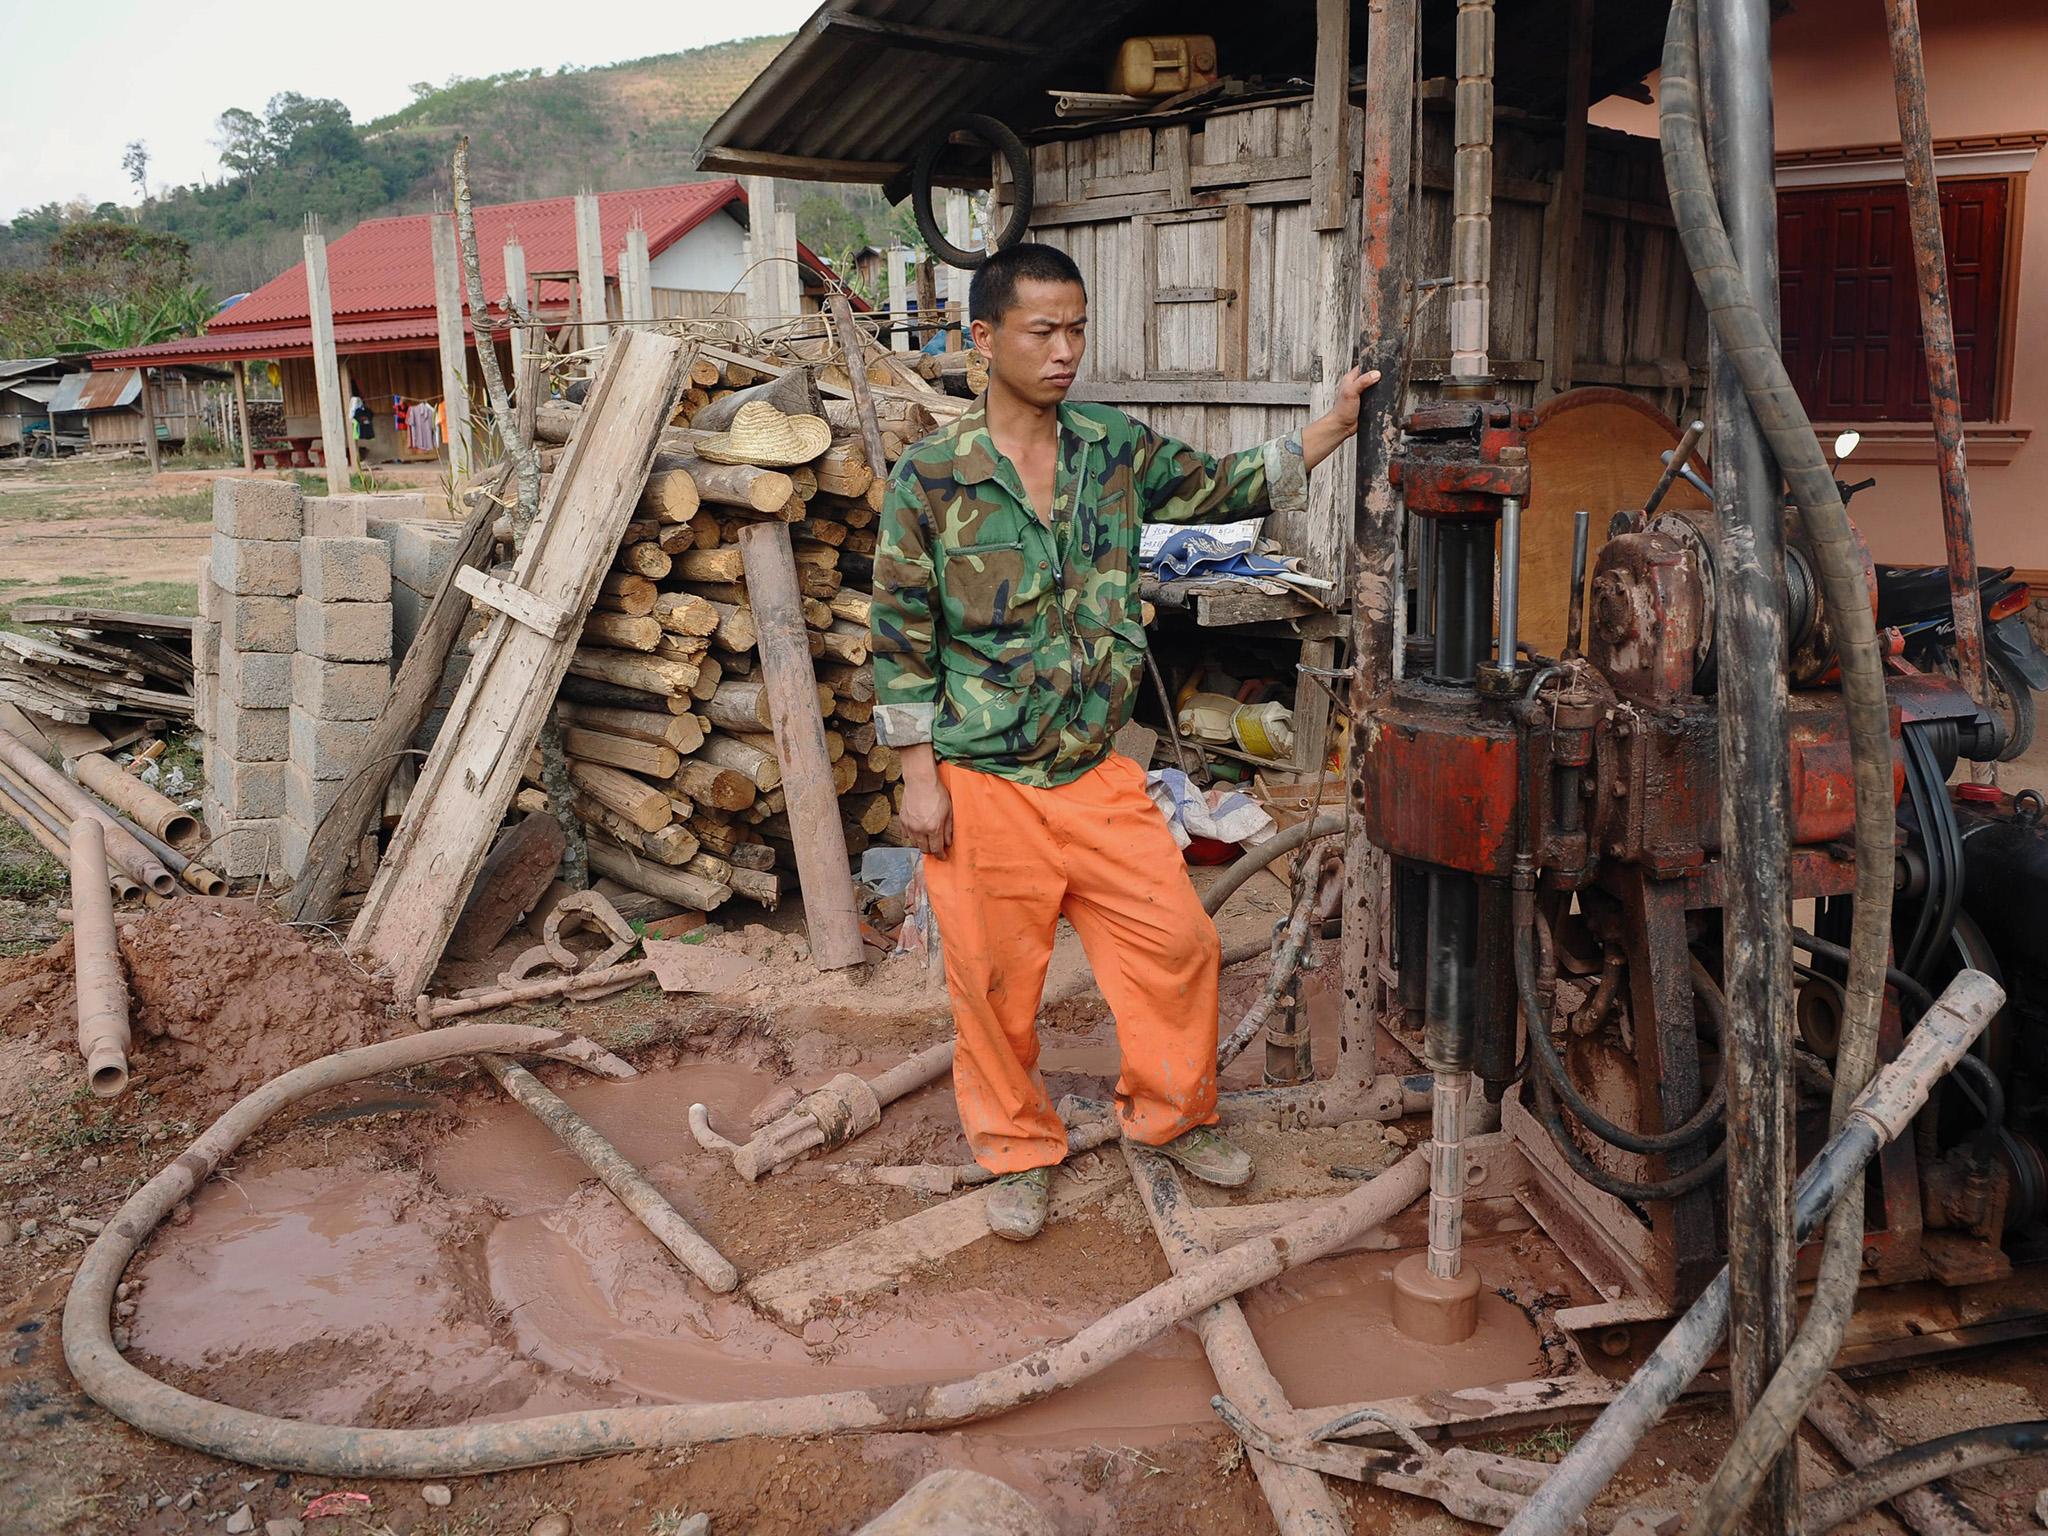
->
xmin=90 ymin=180 xmax=849 ymax=465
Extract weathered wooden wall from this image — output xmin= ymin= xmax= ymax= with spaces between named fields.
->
xmin=1013 ymin=96 xmax=1706 ymax=571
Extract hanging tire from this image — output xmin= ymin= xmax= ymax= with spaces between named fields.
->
xmin=910 ymin=114 xmax=1034 ymax=270
xmin=1989 ymin=646 xmax=2036 ymax=762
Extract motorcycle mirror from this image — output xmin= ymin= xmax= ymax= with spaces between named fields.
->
xmin=1833 ymin=430 xmax=1862 ymax=460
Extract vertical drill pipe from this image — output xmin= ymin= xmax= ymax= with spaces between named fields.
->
xmin=1448 ymin=0 xmax=1496 ymax=382
xmin=1700 ymin=2 xmax=1798 ymax=1528
xmin=1497 ymin=496 xmax=1522 ymax=664
xmin=1883 ymin=0 xmax=1985 ymax=708
xmin=1564 ymin=508 xmax=1592 ymax=657
xmin=69 ymin=818 xmax=131 ymax=1098
xmin=1433 ymin=521 xmax=1493 ymax=682
xmin=1343 ymin=0 xmax=1420 ymax=1085
xmin=1423 ymin=868 xmax=1478 ymax=1280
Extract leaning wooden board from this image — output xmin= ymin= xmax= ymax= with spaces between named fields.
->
xmin=348 ymin=329 xmax=689 ymax=996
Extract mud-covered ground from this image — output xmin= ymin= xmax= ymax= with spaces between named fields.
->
xmin=2 ymin=887 xmax=2044 ymax=1536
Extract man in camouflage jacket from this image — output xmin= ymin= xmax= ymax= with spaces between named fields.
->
xmin=871 ymin=243 xmax=1375 ymax=1240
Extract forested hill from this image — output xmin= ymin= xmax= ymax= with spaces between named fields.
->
xmin=17 ymin=36 xmax=794 ymax=297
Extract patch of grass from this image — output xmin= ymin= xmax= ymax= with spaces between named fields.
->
xmin=1480 ymin=1424 xmax=1579 ymax=1464
xmin=0 ymin=816 xmax=66 ymax=901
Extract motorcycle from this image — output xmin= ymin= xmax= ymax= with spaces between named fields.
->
xmin=1659 ymin=430 xmax=2048 ymax=761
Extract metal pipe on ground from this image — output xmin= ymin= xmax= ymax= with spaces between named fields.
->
xmin=1498 ymin=968 xmax=2004 ymax=1536
xmin=63 ymin=1027 xmax=1430 ymax=1476
xmin=74 ymin=753 xmax=197 ymax=846
xmin=0 ymin=728 xmax=176 ymax=896
xmin=0 ymin=772 xmax=142 ymax=902
xmin=690 ymin=1037 xmax=956 ymax=1181
xmin=1123 ymin=1140 xmax=1350 ymax=1535
xmin=68 ymin=818 xmax=131 ymax=1098
xmin=479 ymin=1054 xmax=738 ymax=1293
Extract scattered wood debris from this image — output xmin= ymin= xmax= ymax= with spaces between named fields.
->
xmin=0 ymin=607 xmax=194 ymax=727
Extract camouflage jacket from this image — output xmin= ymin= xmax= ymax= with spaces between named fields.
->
xmin=869 ymin=395 xmax=1307 ymax=787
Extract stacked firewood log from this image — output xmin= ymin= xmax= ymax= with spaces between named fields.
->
xmin=469 ymin=343 xmax=956 ymax=924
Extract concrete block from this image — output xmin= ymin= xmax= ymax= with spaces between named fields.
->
xmin=221 ymin=595 xmax=295 ymax=654
xmin=214 ymin=705 xmax=288 ymax=763
xmin=389 ymin=581 xmax=428 ymax=658
xmin=285 ymin=760 xmax=346 ymax=825
xmin=362 ymin=491 xmax=431 ymax=521
xmin=213 ymin=477 xmax=302 ymax=542
xmin=296 ymin=600 xmax=392 ymax=663
xmin=304 ymin=494 xmax=369 ymax=539
xmin=196 ymin=671 xmax=218 ymax=746
xmin=215 ymin=757 xmax=286 ymax=820
xmin=290 ymin=707 xmax=374 ymax=780
xmin=211 ymin=531 xmax=300 ymax=597
xmin=192 ymin=618 xmax=221 ymax=678
xmin=290 ymin=653 xmax=389 ymax=721
xmin=219 ymin=649 xmax=290 ymax=709
xmin=300 ymin=536 xmax=392 ymax=604
xmin=279 ymin=818 xmax=313 ymax=878
xmin=391 ymin=520 xmax=462 ymax=594
xmin=195 ymin=557 xmax=220 ymax=621
xmin=211 ymin=817 xmax=286 ymax=879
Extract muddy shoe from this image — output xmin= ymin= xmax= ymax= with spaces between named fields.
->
xmin=986 ymin=1167 xmax=1052 ymax=1241
xmin=1155 ymin=1126 xmax=1253 ymax=1188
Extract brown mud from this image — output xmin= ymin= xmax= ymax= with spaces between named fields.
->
xmin=3 ymin=892 xmax=2044 ymax=1533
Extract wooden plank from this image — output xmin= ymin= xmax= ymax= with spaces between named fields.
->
xmin=454 ymin=564 xmax=574 ymax=639
xmin=1028 ymin=177 xmax=1316 ymax=229
xmin=735 ymin=521 xmax=863 ymax=971
xmin=573 ymin=192 xmax=609 ymax=347
xmin=1309 ymin=0 xmax=1351 ymax=231
xmin=304 ymin=220 xmax=351 ymax=493
xmin=284 ymin=492 xmax=499 ymax=926
xmin=745 ymin=1159 xmax=1123 ymax=1327
xmin=1535 ymin=0 xmax=1594 ymax=397
xmin=11 ymin=607 xmax=193 ymax=636
xmin=446 ymin=812 xmax=567 ymax=961
xmin=347 ymin=330 xmax=687 ymax=995
xmin=1220 ymin=202 xmax=1252 ymax=379
xmin=1067 ymin=380 xmax=1312 ymax=406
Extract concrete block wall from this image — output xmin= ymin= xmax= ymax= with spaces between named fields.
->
xmin=204 ymin=479 xmax=301 ymax=877
xmin=286 ymin=533 xmax=393 ymax=874
xmin=200 ymin=484 xmax=460 ymax=885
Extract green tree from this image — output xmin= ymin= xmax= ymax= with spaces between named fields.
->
xmin=122 ymin=141 xmax=150 ymax=202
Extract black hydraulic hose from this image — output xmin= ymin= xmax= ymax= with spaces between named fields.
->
xmin=1530 ymin=1068 xmax=1730 ymax=1203
xmin=1201 ymin=813 xmax=1345 ymax=918
xmin=1660 ymin=0 xmax=1900 ymax=1525
xmin=1518 ymin=913 xmax=1727 ymax=1155
xmin=1799 ymin=1420 xmax=2048 ymax=1532
xmin=1790 ymin=929 xmax=1933 ymax=1017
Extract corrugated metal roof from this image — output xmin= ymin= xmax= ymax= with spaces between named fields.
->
xmin=211 ymin=181 xmax=747 ymax=333
xmin=48 ymin=369 xmax=141 ymax=413
xmin=0 ymin=357 xmax=63 ymax=383
xmin=5 ymin=380 xmax=60 ymax=404
xmin=699 ymin=0 xmax=1674 ymax=186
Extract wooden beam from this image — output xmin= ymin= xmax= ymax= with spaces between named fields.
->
xmin=697 ymin=146 xmax=904 ymax=183
xmin=735 ymin=520 xmax=863 ymax=971
xmin=503 ymin=237 xmax=530 ymax=391
xmin=574 ymin=191 xmax=609 ymax=347
xmin=429 ymin=209 xmax=472 ymax=479
xmin=814 ymin=10 xmax=1052 ymax=61
xmin=303 ymin=217 xmax=350 ymax=493
xmin=337 ymin=357 xmax=362 ymax=474
xmin=232 ymin=360 xmax=253 ymax=472
xmin=135 ymin=367 xmax=161 ymax=475
xmin=624 ymin=224 xmax=654 ymax=328
xmin=1066 ymin=379 xmax=1311 ymax=406
xmin=1536 ymin=0 xmax=1594 ymax=397
xmin=1310 ymin=0 xmax=1352 ymax=231
xmin=885 ymin=247 xmax=910 ymax=351
xmin=454 ymin=564 xmax=575 ymax=639
xmin=347 ymin=330 xmax=688 ymax=995
xmin=943 ymin=190 xmax=973 ymax=345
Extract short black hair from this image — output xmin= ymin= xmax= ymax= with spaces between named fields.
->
xmin=968 ymin=242 xmax=1085 ymax=326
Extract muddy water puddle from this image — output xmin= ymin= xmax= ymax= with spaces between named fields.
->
xmin=129 ymin=1052 xmax=1543 ymax=1447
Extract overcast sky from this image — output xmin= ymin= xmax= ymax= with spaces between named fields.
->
xmin=0 ymin=0 xmax=819 ymax=219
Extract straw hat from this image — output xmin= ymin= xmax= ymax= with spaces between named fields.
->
xmin=695 ymin=401 xmax=831 ymax=466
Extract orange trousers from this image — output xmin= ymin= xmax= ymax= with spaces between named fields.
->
xmin=922 ymin=752 xmax=1222 ymax=1174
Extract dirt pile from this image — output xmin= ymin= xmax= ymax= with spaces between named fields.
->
xmin=0 ymin=898 xmax=398 ymax=1115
